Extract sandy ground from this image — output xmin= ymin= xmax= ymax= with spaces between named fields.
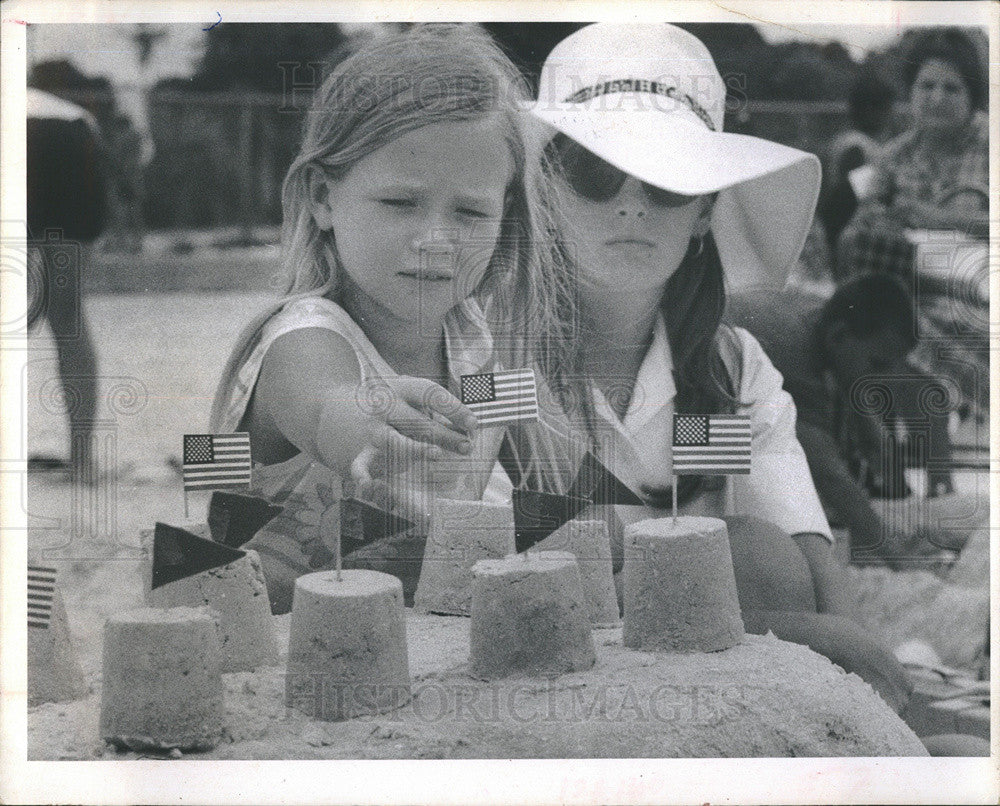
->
xmin=19 ymin=292 xmax=990 ymax=757
xmin=24 ymin=292 xmax=273 ymax=680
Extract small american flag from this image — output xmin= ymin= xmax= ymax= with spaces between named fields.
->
xmin=460 ymin=368 xmax=539 ymax=426
xmin=672 ymin=414 xmax=752 ymax=475
xmin=183 ymin=433 xmax=252 ymax=491
xmin=28 ymin=565 xmax=56 ymax=629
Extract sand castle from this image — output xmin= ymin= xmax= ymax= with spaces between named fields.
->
xmin=61 ymin=507 xmax=930 ymax=760
xmin=469 ymin=551 xmax=596 ymax=679
xmin=531 ymin=518 xmax=620 ymax=627
xmin=150 ymin=548 xmax=279 ymax=672
xmin=624 ymin=516 xmax=744 ymax=652
xmin=100 ymin=606 xmax=225 ymax=751
xmin=28 ymin=566 xmax=88 ymax=706
xmin=40 ymin=609 xmax=927 ymax=759
xmin=414 ymin=499 xmax=515 ymax=615
xmin=286 ymin=569 xmax=411 ymax=721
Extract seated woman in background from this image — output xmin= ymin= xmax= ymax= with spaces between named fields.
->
xmin=838 ymin=26 xmax=988 ymax=274
xmin=837 ymin=27 xmax=989 ymax=421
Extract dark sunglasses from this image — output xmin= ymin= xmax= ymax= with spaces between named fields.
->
xmin=544 ymin=133 xmax=698 ymax=208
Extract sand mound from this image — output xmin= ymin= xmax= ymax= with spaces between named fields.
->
xmin=29 ymin=612 xmax=925 ymax=759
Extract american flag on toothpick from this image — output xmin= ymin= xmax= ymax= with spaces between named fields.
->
xmin=182 ymin=433 xmax=252 ymax=491
xmin=28 ymin=565 xmax=56 ymax=629
xmin=460 ymin=369 xmax=538 ymax=426
xmin=672 ymin=414 xmax=752 ymax=475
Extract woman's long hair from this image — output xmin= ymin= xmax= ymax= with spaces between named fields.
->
xmin=547 ymin=229 xmax=743 ymax=505
xmin=210 ymin=24 xmax=581 ymax=494
xmin=660 ymin=231 xmax=742 ymax=504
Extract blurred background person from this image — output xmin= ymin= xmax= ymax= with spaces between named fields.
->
xmin=817 ymin=67 xmax=896 ymax=258
xmin=834 ymin=27 xmax=989 ymax=423
xmin=26 ymin=87 xmax=108 ymax=473
xmin=837 ymin=27 xmax=988 ymax=270
xmin=727 ymin=274 xmax=980 ymax=563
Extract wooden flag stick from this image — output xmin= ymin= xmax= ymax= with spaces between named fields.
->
xmin=336 ymin=536 xmax=342 ymax=582
xmin=336 ymin=486 xmax=344 ymax=583
xmin=672 ymin=476 xmax=678 ymax=525
xmin=519 ymin=483 xmax=528 ymax=561
xmin=184 ymin=489 xmax=189 ymax=520
xmin=333 ymin=477 xmax=355 ymax=582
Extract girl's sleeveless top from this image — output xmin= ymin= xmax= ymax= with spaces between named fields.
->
xmin=217 ymin=295 xmax=510 ymax=612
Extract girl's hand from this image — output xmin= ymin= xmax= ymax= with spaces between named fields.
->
xmin=253 ymin=329 xmax=477 ymax=526
xmin=317 ymin=375 xmax=478 ymax=489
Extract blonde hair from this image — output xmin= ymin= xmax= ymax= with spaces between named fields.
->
xmin=211 ymin=24 xmax=583 ymax=493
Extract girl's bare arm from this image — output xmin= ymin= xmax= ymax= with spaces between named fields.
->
xmin=253 ymin=327 xmax=475 ymax=478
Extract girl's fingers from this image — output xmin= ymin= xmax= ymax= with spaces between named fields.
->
xmin=386 ymin=400 xmax=474 ymax=455
xmin=394 ymin=377 xmax=479 ymax=435
xmin=351 ymin=425 xmax=443 ymax=488
xmin=349 ymin=444 xmax=381 ymax=490
xmin=349 ymin=436 xmax=433 ymax=534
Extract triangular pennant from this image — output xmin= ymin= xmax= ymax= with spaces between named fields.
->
xmin=512 ymin=488 xmax=590 ymax=554
xmin=340 ymin=498 xmax=416 ymax=554
xmin=568 ymin=451 xmax=644 ymax=506
xmin=207 ymin=491 xmax=283 ymax=548
xmin=152 ymin=522 xmax=246 ymax=589
xmin=497 ymin=431 xmax=524 ymax=490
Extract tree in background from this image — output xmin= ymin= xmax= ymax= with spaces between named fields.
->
xmin=143 ymin=23 xmax=352 ymax=231
xmin=187 ymin=23 xmax=349 ymax=92
xmin=484 ymin=23 xmax=857 ymax=104
xmin=479 ymin=23 xmax=587 ymax=93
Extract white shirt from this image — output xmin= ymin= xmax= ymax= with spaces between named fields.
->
xmin=590 ymin=316 xmax=833 ymax=542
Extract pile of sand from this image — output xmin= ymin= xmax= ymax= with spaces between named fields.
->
xmin=30 ymin=609 xmax=925 ymax=760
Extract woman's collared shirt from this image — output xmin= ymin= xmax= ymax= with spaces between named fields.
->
xmin=590 ymin=315 xmax=834 ymax=542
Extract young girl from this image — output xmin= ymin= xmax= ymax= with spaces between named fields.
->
xmin=210 ymin=24 xmax=576 ymax=613
xmin=531 ymin=23 xmax=912 ymax=712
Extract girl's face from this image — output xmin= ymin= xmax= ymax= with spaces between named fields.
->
xmin=552 ymin=143 xmax=712 ymax=294
xmin=911 ymin=58 xmax=972 ymax=133
xmin=314 ymin=117 xmax=513 ymax=323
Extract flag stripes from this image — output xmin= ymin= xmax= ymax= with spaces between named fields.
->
xmin=183 ymin=433 xmax=252 ymax=491
xmin=460 ymin=369 xmax=539 ymax=426
xmin=672 ymin=414 xmax=752 ymax=474
xmin=28 ymin=565 xmax=56 ymax=629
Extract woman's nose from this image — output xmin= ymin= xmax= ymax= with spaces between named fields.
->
xmin=616 ymin=177 xmax=648 ymax=219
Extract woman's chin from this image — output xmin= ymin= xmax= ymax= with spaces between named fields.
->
xmin=593 ymin=250 xmax=682 ymax=287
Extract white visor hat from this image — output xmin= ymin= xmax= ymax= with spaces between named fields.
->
xmin=530 ymin=23 xmax=822 ymax=288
